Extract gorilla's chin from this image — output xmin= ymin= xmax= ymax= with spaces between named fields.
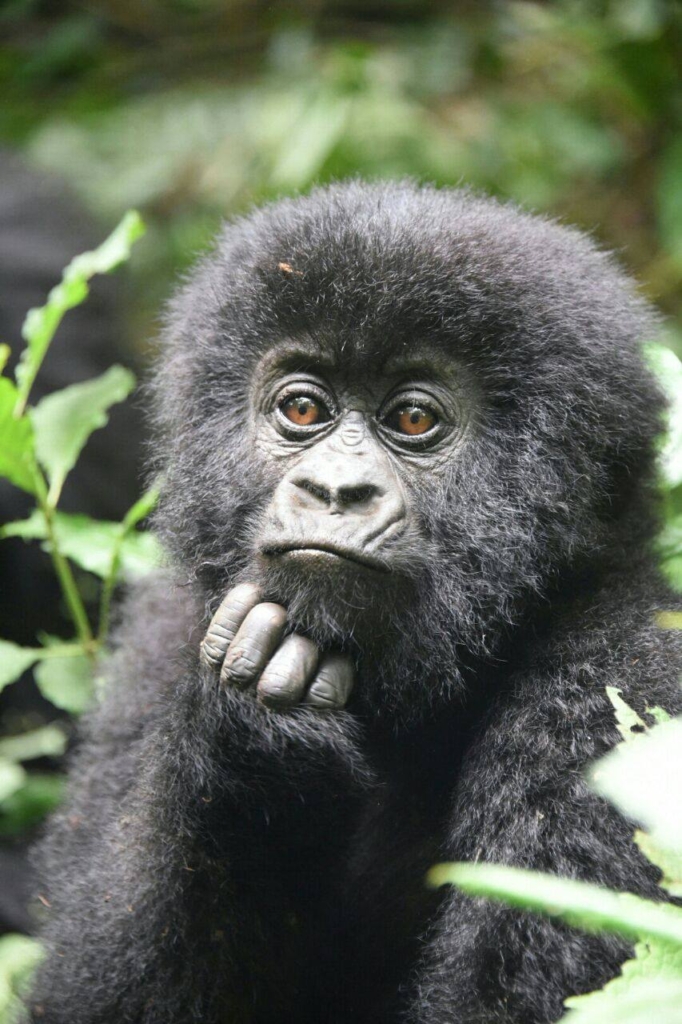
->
xmin=247 ymin=550 xmax=407 ymax=650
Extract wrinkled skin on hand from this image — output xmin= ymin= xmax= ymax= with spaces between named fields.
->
xmin=200 ymin=582 xmax=355 ymax=711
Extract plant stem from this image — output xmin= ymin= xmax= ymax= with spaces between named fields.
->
xmin=32 ymin=466 xmax=96 ymax=660
xmin=34 ymin=643 xmax=85 ymax=659
xmin=97 ymin=485 xmax=160 ymax=644
xmin=97 ymin=542 xmax=122 ymax=645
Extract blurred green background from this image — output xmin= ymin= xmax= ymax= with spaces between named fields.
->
xmin=3 ymin=0 xmax=682 ymax=349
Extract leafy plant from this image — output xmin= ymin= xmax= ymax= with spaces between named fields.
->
xmin=0 ymin=211 xmax=158 ymax=1019
xmin=429 ymin=692 xmax=682 ymax=1022
xmin=0 ymin=936 xmax=43 ymax=1024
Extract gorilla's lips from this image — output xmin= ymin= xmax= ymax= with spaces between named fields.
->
xmin=261 ymin=542 xmax=390 ymax=573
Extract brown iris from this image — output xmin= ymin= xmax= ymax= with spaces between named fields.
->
xmin=282 ymin=396 xmax=325 ymax=426
xmin=395 ymin=405 xmax=436 ymax=436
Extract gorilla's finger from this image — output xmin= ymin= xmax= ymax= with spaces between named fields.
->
xmin=220 ymin=603 xmax=287 ymax=689
xmin=201 ymin=583 xmax=264 ymax=670
xmin=303 ymin=653 xmax=355 ymax=710
xmin=256 ymin=635 xmax=319 ymax=708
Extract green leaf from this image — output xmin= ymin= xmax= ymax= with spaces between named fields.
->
xmin=0 ymin=933 xmax=43 ymax=1020
xmin=0 ymin=774 xmax=65 ymax=836
xmin=14 ymin=210 xmax=145 ymax=412
xmin=0 ymin=725 xmax=67 ymax=764
xmin=427 ymin=862 xmax=682 ymax=945
xmin=0 ymin=761 xmax=26 ymax=803
xmin=564 ymin=939 xmax=682 ymax=1022
xmin=34 ymin=655 xmax=93 ymax=715
xmin=657 ymin=516 xmax=682 ymax=560
xmin=0 ymin=344 xmax=9 ymax=375
xmin=269 ymin=91 xmax=352 ymax=189
xmin=0 ymin=641 xmax=41 ymax=694
xmin=121 ymin=484 xmax=160 ymax=530
xmin=591 ymin=718 xmax=682 ymax=852
xmin=606 ymin=687 xmax=649 ymax=742
xmin=31 ymin=365 xmax=136 ymax=505
xmin=657 ymin=138 xmax=682 ymax=272
xmin=1 ymin=509 xmax=162 ymax=580
xmin=645 ymin=343 xmax=682 ymax=490
xmin=646 ymin=705 xmax=672 ymax=725
xmin=0 ymin=377 xmax=36 ymax=494
xmin=635 ymin=831 xmax=682 ymax=897
xmin=660 ymin=562 xmax=682 ymax=594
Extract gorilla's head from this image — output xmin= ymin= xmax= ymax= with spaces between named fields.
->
xmin=152 ymin=182 xmax=663 ymax=715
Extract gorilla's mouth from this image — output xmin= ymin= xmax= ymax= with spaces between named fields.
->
xmin=262 ymin=542 xmax=390 ymax=573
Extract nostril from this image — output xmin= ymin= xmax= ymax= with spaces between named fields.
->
xmin=293 ymin=479 xmax=332 ymax=505
xmin=338 ymin=484 xmax=377 ymax=507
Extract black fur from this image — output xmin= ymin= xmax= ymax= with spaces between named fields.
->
xmin=28 ymin=182 xmax=682 ymax=1023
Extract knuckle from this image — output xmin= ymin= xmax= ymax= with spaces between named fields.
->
xmin=200 ymin=643 xmax=224 ymax=668
xmin=221 ymin=650 xmax=259 ymax=684
xmin=207 ymin=623 xmax=233 ymax=641
xmin=259 ymin=668 xmax=294 ymax=690
xmin=259 ymin=686 xmax=298 ymax=707
xmin=306 ymin=685 xmax=342 ymax=709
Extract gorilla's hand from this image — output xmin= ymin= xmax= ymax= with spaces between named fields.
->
xmin=200 ymin=583 xmax=355 ymax=710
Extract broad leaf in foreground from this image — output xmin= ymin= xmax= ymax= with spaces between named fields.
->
xmin=427 ymin=863 xmax=682 ymax=945
xmin=606 ymin=686 xmax=648 ymax=742
xmin=14 ymin=210 xmax=145 ymax=412
xmin=0 ymin=725 xmax=67 ymax=764
xmin=591 ymin=718 xmax=682 ymax=852
xmin=0 ymin=761 xmax=25 ymax=804
xmin=31 ymin=365 xmax=136 ymax=506
xmin=0 ymin=377 xmax=35 ymax=495
xmin=645 ymin=342 xmax=682 ymax=490
xmin=1 ymin=507 xmax=162 ymax=580
xmin=0 ymin=641 xmax=42 ymax=694
xmin=0 ymin=934 xmax=43 ymax=1021
xmin=564 ymin=940 xmax=682 ymax=1022
xmin=635 ymin=831 xmax=682 ymax=898
xmin=34 ymin=656 xmax=93 ymax=715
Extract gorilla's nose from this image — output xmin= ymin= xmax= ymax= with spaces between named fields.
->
xmin=291 ymin=475 xmax=382 ymax=515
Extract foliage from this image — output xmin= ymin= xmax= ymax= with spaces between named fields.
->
xmin=0 ymin=213 xmax=156 ymax=1017
xmin=1 ymin=2 xmax=681 ymax=331
xmin=430 ymin=690 xmax=682 ymax=1022
xmin=0 ymin=935 xmax=43 ymax=1024
xmin=645 ymin=344 xmax=682 ymax=589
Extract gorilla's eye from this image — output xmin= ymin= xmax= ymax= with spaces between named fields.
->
xmin=275 ymin=390 xmax=334 ymax=434
xmin=281 ymin=396 xmax=327 ymax=426
xmin=390 ymin=405 xmax=436 ymax=436
xmin=378 ymin=389 xmax=446 ymax=449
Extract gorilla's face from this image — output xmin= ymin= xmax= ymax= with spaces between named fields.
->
xmin=155 ymin=183 xmax=662 ymax=714
xmin=244 ymin=339 xmax=475 ymax=642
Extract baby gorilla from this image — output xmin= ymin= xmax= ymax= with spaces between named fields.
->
xmin=201 ymin=583 xmax=355 ymax=709
xmin=28 ymin=182 xmax=682 ymax=1024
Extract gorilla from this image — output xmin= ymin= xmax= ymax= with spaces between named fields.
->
xmin=28 ymin=181 xmax=682 ymax=1024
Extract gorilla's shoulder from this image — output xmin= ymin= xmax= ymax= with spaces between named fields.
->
xmin=99 ymin=572 xmax=203 ymax=711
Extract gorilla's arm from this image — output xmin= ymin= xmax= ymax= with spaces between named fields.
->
xmin=411 ymin=574 xmax=681 ymax=1024
xmin=28 ymin=579 xmax=371 ymax=1024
